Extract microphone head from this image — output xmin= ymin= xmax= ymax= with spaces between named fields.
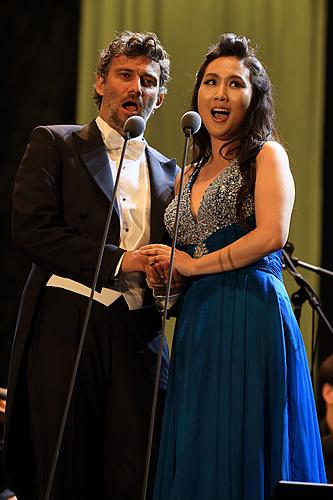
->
xmin=123 ymin=115 xmax=146 ymax=139
xmin=181 ymin=111 xmax=202 ymax=135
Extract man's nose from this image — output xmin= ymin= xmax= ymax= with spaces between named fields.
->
xmin=128 ymin=78 xmax=142 ymax=96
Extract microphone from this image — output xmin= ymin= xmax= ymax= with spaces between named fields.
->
xmin=283 ymin=241 xmax=333 ymax=278
xmin=123 ymin=115 xmax=146 ymax=139
xmin=181 ymin=111 xmax=202 ymax=136
xmin=141 ymin=111 xmax=201 ymax=500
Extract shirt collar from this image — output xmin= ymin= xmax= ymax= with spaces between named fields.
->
xmin=96 ymin=116 xmax=146 ymax=161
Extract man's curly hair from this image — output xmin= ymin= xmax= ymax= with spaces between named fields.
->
xmin=93 ymin=31 xmax=170 ymax=109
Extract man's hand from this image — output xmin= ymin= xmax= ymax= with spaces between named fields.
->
xmin=140 ymin=244 xmax=196 ymax=277
xmin=121 ymin=250 xmax=152 ymax=273
xmin=121 ymin=249 xmax=188 ymax=293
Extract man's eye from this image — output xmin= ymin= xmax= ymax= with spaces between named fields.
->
xmin=142 ymin=78 xmax=155 ymax=87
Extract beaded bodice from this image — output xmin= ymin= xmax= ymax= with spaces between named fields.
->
xmin=164 ymin=159 xmax=255 ymax=258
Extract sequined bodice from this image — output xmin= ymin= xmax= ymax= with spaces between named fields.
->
xmin=164 ymin=159 xmax=255 ymax=257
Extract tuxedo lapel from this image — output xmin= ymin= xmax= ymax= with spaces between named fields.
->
xmin=146 ymin=147 xmax=175 ymax=243
xmin=72 ymin=125 xmax=175 ymax=244
xmin=72 ymin=121 xmax=120 ymax=216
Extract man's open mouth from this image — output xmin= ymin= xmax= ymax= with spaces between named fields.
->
xmin=122 ymin=100 xmax=139 ymax=112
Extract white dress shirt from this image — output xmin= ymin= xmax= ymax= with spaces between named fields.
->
xmin=47 ymin=116 xmax=152 ymax=309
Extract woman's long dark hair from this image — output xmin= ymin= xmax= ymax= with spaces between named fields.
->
xmin=191 ymin=33 xmax=279 ymax=220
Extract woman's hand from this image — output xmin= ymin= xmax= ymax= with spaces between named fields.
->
xmin=141 ymin=244 xmax=196 ymax=277
xmin=145 ymin=262 xmax=168 ymax=289
xmin=146 ymin=261 xmax=189 ymax=294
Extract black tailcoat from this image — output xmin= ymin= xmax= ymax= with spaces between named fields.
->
xmin=4 ymin=120 xmax=178 ymax=499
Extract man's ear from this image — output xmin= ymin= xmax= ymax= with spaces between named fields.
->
xmin=322 ymin=383 xmax=333 ymax=405
xmin=95 ymin=75 xmax=105 ymax=97
xmin=155 ymin=92 xmax=165 ymax=109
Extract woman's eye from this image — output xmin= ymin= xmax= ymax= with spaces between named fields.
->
xmin=204 ymin=79 xmax=216 ymax=86
xmin=230 ymin=80 xmax=243 ymax=88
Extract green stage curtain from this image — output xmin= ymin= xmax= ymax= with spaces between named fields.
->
xmin=76 ymin=0 xmax=327 ymax=354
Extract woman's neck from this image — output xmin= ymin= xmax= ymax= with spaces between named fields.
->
xmin=209 ymin=137 xmax=237 ymax=169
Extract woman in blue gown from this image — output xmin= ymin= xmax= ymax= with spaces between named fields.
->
xmin=142 ymin=33 xmax=326 ymax=499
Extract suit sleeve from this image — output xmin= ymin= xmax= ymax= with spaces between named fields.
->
xmin=12 ymin=126 xmax=124 ymax=289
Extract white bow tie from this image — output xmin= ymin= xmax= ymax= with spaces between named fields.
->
xmin=105 ymin=131 xmax=146 ymax=161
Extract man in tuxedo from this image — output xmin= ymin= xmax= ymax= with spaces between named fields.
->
xmin=4 ymin=31 xmax=178 ymax=500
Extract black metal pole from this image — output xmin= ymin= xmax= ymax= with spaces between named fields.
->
xmin=141 ymin=131 xmax=191 ymax=500
xmin=282 ymin=249 xmax=333 ymax=336
xmin=43 ymin=114 xmax=148 ymax=499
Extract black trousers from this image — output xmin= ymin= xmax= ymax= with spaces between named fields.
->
xmin=26 ymin=287 xmax=167 ymax=500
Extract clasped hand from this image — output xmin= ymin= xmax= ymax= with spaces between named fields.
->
xmin=140 ymin=244 xmax=195 ymax=289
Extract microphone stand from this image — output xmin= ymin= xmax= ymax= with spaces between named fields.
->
xmin=44 ymin=118 xmax=143 ymax=500
xmin=282 ymin=248 xmax=333 ymax=379
xmin=282 ymin=248 xmax=333 ymax=333
xmin=287 ymin=254 xmax=333 ymax=279
xmin=141 ymin=125 xmax=194 ymax=500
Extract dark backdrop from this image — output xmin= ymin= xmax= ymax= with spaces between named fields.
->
xmin=319 ymin=0 xmax=333 ymax=369
xmin=0 ymin=2 xmax=80 ymax=386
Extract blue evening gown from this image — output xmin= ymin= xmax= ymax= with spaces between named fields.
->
xmin=153 ymin=160 xmax=326 ymax=500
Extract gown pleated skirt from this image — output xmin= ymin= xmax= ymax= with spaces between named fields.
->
xmin=153 ymin=225 xmax=326 ymax=500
